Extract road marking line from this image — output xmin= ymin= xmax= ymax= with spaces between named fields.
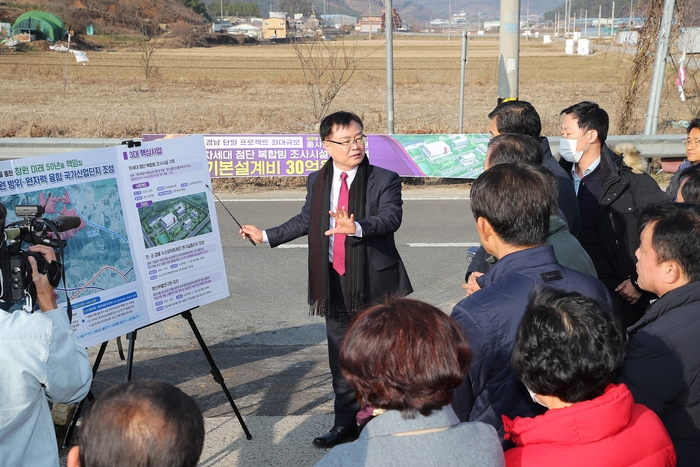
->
xmin=278 ymin=243 xmax=479 ymax=249
xmin=218 ymin=198 xmax=305 ymax=202
xmin=403 ymin=197 xmax=469 ymax=200
xmin=408 ymin=243 xmax=480 ymax=247
xmin=215 ymin=196 xmax=469 ymax=202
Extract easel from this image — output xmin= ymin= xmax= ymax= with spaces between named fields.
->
xmin=63 ymin=308 xmax=252 ymax=447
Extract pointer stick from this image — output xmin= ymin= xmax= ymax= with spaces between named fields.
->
xmin=205 ymin=184 xmax=256 ymax=246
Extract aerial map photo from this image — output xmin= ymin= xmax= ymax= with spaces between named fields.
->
xmin=137 ymin=192 xmax=212 ymax=248
xmin=392 ymin=134 xmax=490 ymax=178
xmin=0 ymin=178 xmax=136 ymax=301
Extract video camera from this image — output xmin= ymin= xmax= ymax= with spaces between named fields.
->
xmin=0 ymin=204 xmax=80 ymax=305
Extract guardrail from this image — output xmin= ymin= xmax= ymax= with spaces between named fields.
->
xmin=551 ymin=134 xmax=687 ymax=160
xmin=0 ymin=134 xmax=687 ymax=162
xmin=0 ymin=138 xmax=125 ymax=160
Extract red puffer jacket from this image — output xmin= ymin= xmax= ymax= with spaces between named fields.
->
xmin=503 ymin=383 xmax=676 ymax=467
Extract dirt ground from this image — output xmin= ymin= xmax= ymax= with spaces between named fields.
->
xmin=0 ymin=36 xmax=693 ymax=139
xmin=0 ymin=35 xmax=692 ymax=190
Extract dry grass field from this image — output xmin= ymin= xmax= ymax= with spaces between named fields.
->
xmin=0 ymin=36 xmax=693 ymax=144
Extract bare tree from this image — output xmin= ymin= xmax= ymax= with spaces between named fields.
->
xmin=669 ymin=0 xmax=700 ymax=117
xmin=292 ymin=32 xmax=379 ymax=124
xmin=618 ymin=0 xmax=694 ymax=133
xmin=116 ymin=0 xmax=171 ymax=79
xmin=138 ymin=24 xmax=166 ymax=79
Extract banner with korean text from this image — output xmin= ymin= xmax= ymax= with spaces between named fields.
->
xmin=143 ymin=134 xmax=491 ymax=179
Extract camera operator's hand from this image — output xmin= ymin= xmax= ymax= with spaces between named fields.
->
xmin=27 ymin=245 xmax=58 ymax=312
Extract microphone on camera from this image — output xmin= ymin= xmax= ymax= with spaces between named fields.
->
xmin=48 ymin=216 xmax=82 ymax=232
xmin=4 ymin=227 xmax=22 ymax=241
xmin=3 ymin=216 xmax=82 ymax=243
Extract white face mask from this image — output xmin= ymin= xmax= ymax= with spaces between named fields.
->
xmin=526 ymin=386 xmax=548 ymax=408
xmin=559 ymin=132 xmax=591 ymax=163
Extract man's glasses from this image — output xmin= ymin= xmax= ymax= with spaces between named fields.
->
xmin=684 ymin=138 xmax=700 ymax=147
xmin=325 ymin=135 xmax=367 ymax=149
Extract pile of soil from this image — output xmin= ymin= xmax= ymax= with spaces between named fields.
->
xmin=29 ymin=40 xmax=53 ymax=51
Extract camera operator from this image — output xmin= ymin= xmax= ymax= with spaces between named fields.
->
xmin=0 ymin=242 xmax=92 ymax=467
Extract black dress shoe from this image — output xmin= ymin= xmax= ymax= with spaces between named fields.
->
xmin=312 ymin=425 xmax=358 ymax=448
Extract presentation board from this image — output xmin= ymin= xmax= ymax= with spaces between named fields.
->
xmin=0 ymin=135 xmax=229 ymax=348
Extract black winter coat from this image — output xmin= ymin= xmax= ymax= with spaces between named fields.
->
xmin=560 ymin=145 xmax=669 ymax=284
xmin=618 ymin=281 xmax=700 ymax=467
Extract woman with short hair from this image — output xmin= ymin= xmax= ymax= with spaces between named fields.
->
xmin=314 ymin=297 xmax=504 ymax=467
xmin=503 ymin=288 xmax=675 ymax=467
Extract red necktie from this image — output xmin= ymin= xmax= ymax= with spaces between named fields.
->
xmin=333 ymin=172 xmax=349 ymax=276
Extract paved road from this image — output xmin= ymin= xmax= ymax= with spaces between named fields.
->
xmin=71 ymin=185 xmax=478 ymax=467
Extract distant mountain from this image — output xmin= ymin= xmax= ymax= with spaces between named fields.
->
xmin=201 ymin=0 xmax=566 ymax=19
xmin=343 ymin=0 xmax=570 ymax=19
xmin=201 ymin=0 xmax=630 ymax=24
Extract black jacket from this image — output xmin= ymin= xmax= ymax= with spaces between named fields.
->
xmin=560 ymin=144 xmax=669 ymax=284
xmin=452 ymin=245 xmax=611 ymax=445
xmin=666 ymin=159 xmax=694 ymax=201
xmin=266 ymin=164 xmax=413 ymax=305
xmin=541 ymin=137 xmax=580 ymax=237
xmin=618 ymin=282 xmax=700 ymax=467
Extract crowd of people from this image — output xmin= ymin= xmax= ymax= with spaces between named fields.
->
xmin=2 ymin=106 xmax=699 ymax=467
xmin=309 ymin=106 xmax=700 ymax=467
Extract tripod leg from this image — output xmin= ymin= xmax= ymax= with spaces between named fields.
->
xmin=63 ymin=340 xmax=108 ymax=448
xmin=125 ymin=330 xmax=137 ymax=382
xmin=181 ymin=310 xmax=252 ymax=440
xmin=116 ymin=336 xmax=125 ymax=360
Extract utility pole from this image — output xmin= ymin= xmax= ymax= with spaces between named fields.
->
xmin=385 ymin=1 xmax=394 ymax=133
xmin=63 ymin=32 xmax=71 ymax=92
xmin=459 ymin=30 xmax=469 ymax=132
xmin=524 ymin=0 xmax=529 ymax=41
xmin=598 ymin=5 xmax=602 ymax=38
xmin=611 ymin=1 xmax=615 ymax=39
xmin=497 ymin=0 xmax=520 ymax=104
xmin=369 ymin=2 xmax=372 ymax=40
xmin=644 ymin=0 xmax=676 ymax=134
xmin=630 ymin=0 xmax=634 ymax=28
xmin=448 ymin=0 xmax=451 ymax=40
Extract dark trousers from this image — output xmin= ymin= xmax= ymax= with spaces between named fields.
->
xmin=326 ymin=265 xmax=360 ymax=427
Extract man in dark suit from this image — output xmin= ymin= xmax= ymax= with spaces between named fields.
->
xmin=487 ymin=99 xmax=580 ymax=236
xmin=240 ymin=111 xmax=413 ymax=448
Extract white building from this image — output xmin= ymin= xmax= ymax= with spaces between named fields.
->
xmin=160 ymin=213 xmax=178 ymax=230
xmin=320 ymin=14 xmax=357 ymax=29
xmin=227 ymin=23 xmax=262 ymax=38
xmin=459 ymin=153 xmax=478 ymax=167
xmin=211 ymin=21 xmax=233 ymax=32
xmin=175 ymin=203 xmax=186 ymax=216
xmin=452 ymin=135 xmax=469 ymax=148
xmin=680 ymin=28 xmax=700 ymax=53
xmin=422 ymin=141 xmax=452 ymax=163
